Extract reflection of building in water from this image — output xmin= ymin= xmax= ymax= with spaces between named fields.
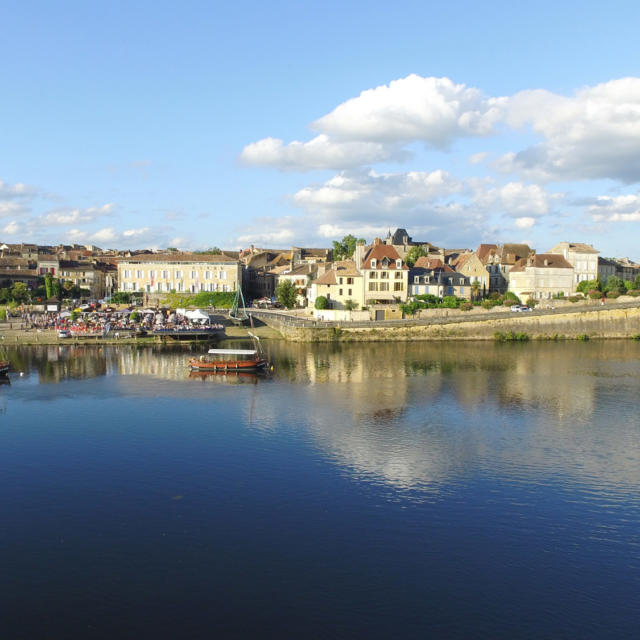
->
xmin=117 ymin=349 xmax=191 ymax=381
xmin=9 ymin=345 xmax=112 ymax=383
xmin=497 ymin=344 xmax=596 ymax=419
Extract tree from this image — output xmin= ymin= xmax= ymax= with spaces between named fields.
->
xmin=577 ymin=278 xmax=601 ymax=294
xmin=605 ymin=275 xmax=625 ymax=294
xmin=11 ymin=282 xmax=29 ymax=303
xmin=275 ymin=280 xmax=298 ymax=309
xmin=404 ymin=245 xmax=428 ymax=267
xmin=470 ymin=281 xmax=481 ymax=301
xmin=634 ymin=273 xmax=640 ymax=289
xmin=44 ymin=273 xmax=54 ymax=299
xmin=344 ymin=299 xmax=358 ymax=311
xmin=314 ymin=295 xmax=329 ymax=310
xmin=332 ymin=235 xmax=366 ymax=261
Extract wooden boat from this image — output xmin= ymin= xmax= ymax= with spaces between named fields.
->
xmin=0 ymin=360 xmax=9 ymax=376
xmin=189 ymin=348 xmax=267 ymax=372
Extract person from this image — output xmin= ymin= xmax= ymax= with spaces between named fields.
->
xmin=601 ymin=297 xmax=605 ymax=305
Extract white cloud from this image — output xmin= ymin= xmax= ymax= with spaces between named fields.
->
xmin=2 ymin=220 xmax=21 ymax=235
xmin=589 ymin=193 xmax=640 ymax=222
xmin=293 ymin=169 xmax=462 ymax=215
xmin=515 ymin=217 xmax=536 ymax=229
xmin=471 ymin=181 xmax=560 ymax=217
xmin=0 ymin=179 xmax=36 ymax=199
xmin=42 ymin=203 xmax=115 ymax=226
xmin=240 ymin=134 xmax=407 ymax=171
xmin=236 ymin=219 xmax=296 ymax=247
xmin=501 ymin=78 xmax=640 ymax=182
xmin=0 ymin=201 xmax=28 ymax=217
xmin=469 ymin=152 xmax=489 ymax=165
xmin=313 ymin=75 xmax=505 ymax=147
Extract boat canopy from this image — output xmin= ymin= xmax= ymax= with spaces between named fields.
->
xmin=207 ymin=349 xmax=257 ymax=355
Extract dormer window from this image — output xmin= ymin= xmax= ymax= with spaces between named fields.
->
xmin=371 ymin=258 xmax=377 ymax=268
xmin=396 ymin=259 xmax=402 ymax=269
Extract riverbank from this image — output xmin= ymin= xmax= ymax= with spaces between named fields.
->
xmin=0 ymin=323 xmax=282 ymax=346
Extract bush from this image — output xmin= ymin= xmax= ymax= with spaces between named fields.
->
xmin=441 ymin=296 xmax=459 ymax=308
xmin=315 ymin=296 xmax=329 ymax=310
xmin=503 ymin=291 xmax=520 ymax=303
xmin=588 ymin=290 xmax=602 ymax=300
xmin=459 ymin=302 xmax=473 ymax=311
xmin=627 ymin=289 xmax=640 ymax=297
xmin=577 ymin=333 xmax=590 ymax=341
xmin=481 ymin=299 xmax=500 ymax=309
xmin=606 ymin=290 xmax=620 ymax=299
xmin=494 ymin=331 xmax=529 ymax=342
xmin=526 ymin=298 xmax=537 ymax=308
xmin=568 ymin=296 xmax=580 ymax=303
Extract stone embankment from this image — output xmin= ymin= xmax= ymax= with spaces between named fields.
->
xmin=250 ymin=301 xmax=640 ymax=342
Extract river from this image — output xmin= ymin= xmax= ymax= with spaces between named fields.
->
xmin=1 ymin=341 xmax=639 ymax=638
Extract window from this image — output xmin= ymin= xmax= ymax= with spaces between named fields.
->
xmin=123 ymin=270 xmax=131 ymax=279
xmin=395 ymin=271 xmax=402 ymax=279
xmin=380 ymin=271 xmax=389 ymax=279
xmin=414 ymin=276 xmax=419 ymax=283
xmin=368 ymin=282 xmax=378 ymax=291
xmin=394 ymin=282 xmax=403 ymax=291
xmin=396 ymin=259 xmax=402 ymax=269
xmin=190 ymin=270 xmax=197 ymax=279
xmin=149 ymin=270 xmax=156 ymax=279
xmin=339 ymin=289 xmax=343 ymax=295
xmin=348 ymin=289 xmax=352 ymax=296
xmin=175 ymin=270 xmax=183 ymax=278
xmin=382 ymin=257 xmax=389 ymax=267
xmin=370 ymin=271 xmax=377 ymax=279
xmin=205 ymin=271 xmax=211 ymax=280
xmin=162 ymin=270 xmax=169 ymax=279
xmin=339 ymin=277 xmax=343 ymax=284
xmin=347 ymin=277 xmax=354 ymax=284
xmin=380 ymin=282 xmax=389 ymax=291
xmin=219 ymin=271 xmax=227 ymax=280
xmin=371 ymin=259 xmax=377 ymax=268
xmin=136 ymin=270 xmax=144 ymax=278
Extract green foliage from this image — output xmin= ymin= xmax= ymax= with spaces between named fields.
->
xmin=588 ymin=290 xmax=602 ymax=299
xmin=71 ymin=310 xmax=80 ymax=322
xmin=192 ymin=291 xmax=235 ymax=308
xmin=606 ymin=290 xmax=620 ymax=298
xmin=343 ymin=299 xmax=358 ymax=311
xmin=275 ymin=280 xmax=298 ymax=309
xmin=415 ymin=294 xmax=439 ymax=304
xmin=577 ymin=333 xmax=590 ymax=341
xmin=11 ymin=282 xmax=29 ymax=303
xmin=624 ymin=280 xmax=634 ymax=291
xmin=635 ymin=274 xmax=640 ymax=289
xmin=441 ymin=296 xmax=459 ymax=308
xmin=577 ymin=279 xmax=600 ymax=294
xmin=130 ymin=311 xmax=140 ymax=322
xmin=0 ymin=288 xmax=11 ymax=304
xmin=525 ymin=298 xmax=537 ymax=308
xmin=503 ymin=291 xmax=520 ymax=303
xmin=404 ymin=245 xmax=428 ymax=267
xmin=568 ymin=296 xmax=581 ymax=303
xmin=192 ymin=247 xmax=222 ymax=255
xmin=627 ymin=289 xmax=640 ymax=297
xmin=494 ymin=331 xmax=530 ymax=342
xmin=459 ymin=302 xmax=473 ymax=311
xmin=605 ymin=275 xmax=625 ymax=294
xmin=111 ymin=291 xmax=132 ymax=304
xmin=332 ymin=235 xmax=366 ymax=261
xmin=44 ymin=273 xmax=54 ymax=299
xmin=481 ymin=299 xmax=500 ymax=309
xmin=315 ymin=295 xmax=329 ymax=310
xmin=0 ymin=307 xmax=6 ymax=321
xmin=400 ymin=301 xmax=420 ymax=316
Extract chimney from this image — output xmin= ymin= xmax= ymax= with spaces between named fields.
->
xmin=373 ymin=237 xmax=381 ymax=246
xmin=354 ymin=240 xmax=366 ymax=270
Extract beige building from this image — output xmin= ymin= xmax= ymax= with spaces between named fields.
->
xmin=453 ymin=252 xmax=490 ymax=293
xmin=309 ymin=260 xmax=365 ymax=310
xmin=59 ymin=261 xmax=108 ymax=299
xmin=117 ymin=253 xmax=242 ymax=294
xmin=547 ymin=242 xmax=599 ymax=290
xmin=508 ymin=254 xmax=574 ymax=300
xmin=356 ymin=239 xmax=409 ymax=305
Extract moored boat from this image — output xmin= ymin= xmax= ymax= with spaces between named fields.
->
xmin=0 ymin=360 xmax=9 ymax=376
xmin=189 ymin=348 xmax=267 ymax=372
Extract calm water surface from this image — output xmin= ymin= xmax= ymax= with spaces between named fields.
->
xmin=1 ymin=341 xmax=639 ymax=638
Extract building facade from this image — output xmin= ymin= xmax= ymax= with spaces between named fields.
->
xmin=117 ymin=253 xmax=242 ymax=294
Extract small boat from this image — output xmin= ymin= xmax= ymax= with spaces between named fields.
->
xmin=0 ymin=360 xmax=9 ymax=376
xmin=189 ymin=348 xmax=267 ymax=372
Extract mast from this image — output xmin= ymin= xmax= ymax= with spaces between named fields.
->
xmin=229 ymin=284 xmax=249 ymax=322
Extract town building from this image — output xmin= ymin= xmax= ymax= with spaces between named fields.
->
xmin=453 ymin=252 xmax=490 ymax=294
xmin=356 ymin=239 xmax=409 ymax=306
xmin=508 ymin=253 xmax=574 ymax=300
xmin=547 ymin=242 xmax=599 ymax=289
xmin=481 ymin=243 xmax=533 ymax=293
xmin=308 ymin=260 xmax=365 ymax=310
xmin=409 ymin=258 xmax=470 ymax=298
xmin=117 ymin=253 xmax=241 ymax=294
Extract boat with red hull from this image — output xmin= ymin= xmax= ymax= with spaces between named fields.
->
xmin=0 ymin=360 xmax=9 ymax=376
xmin=189 ymin=348 xmax=267 ymax=372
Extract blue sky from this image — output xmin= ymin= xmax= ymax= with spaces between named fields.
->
xmin=2 ymin=0 xmax=640 ymax=259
